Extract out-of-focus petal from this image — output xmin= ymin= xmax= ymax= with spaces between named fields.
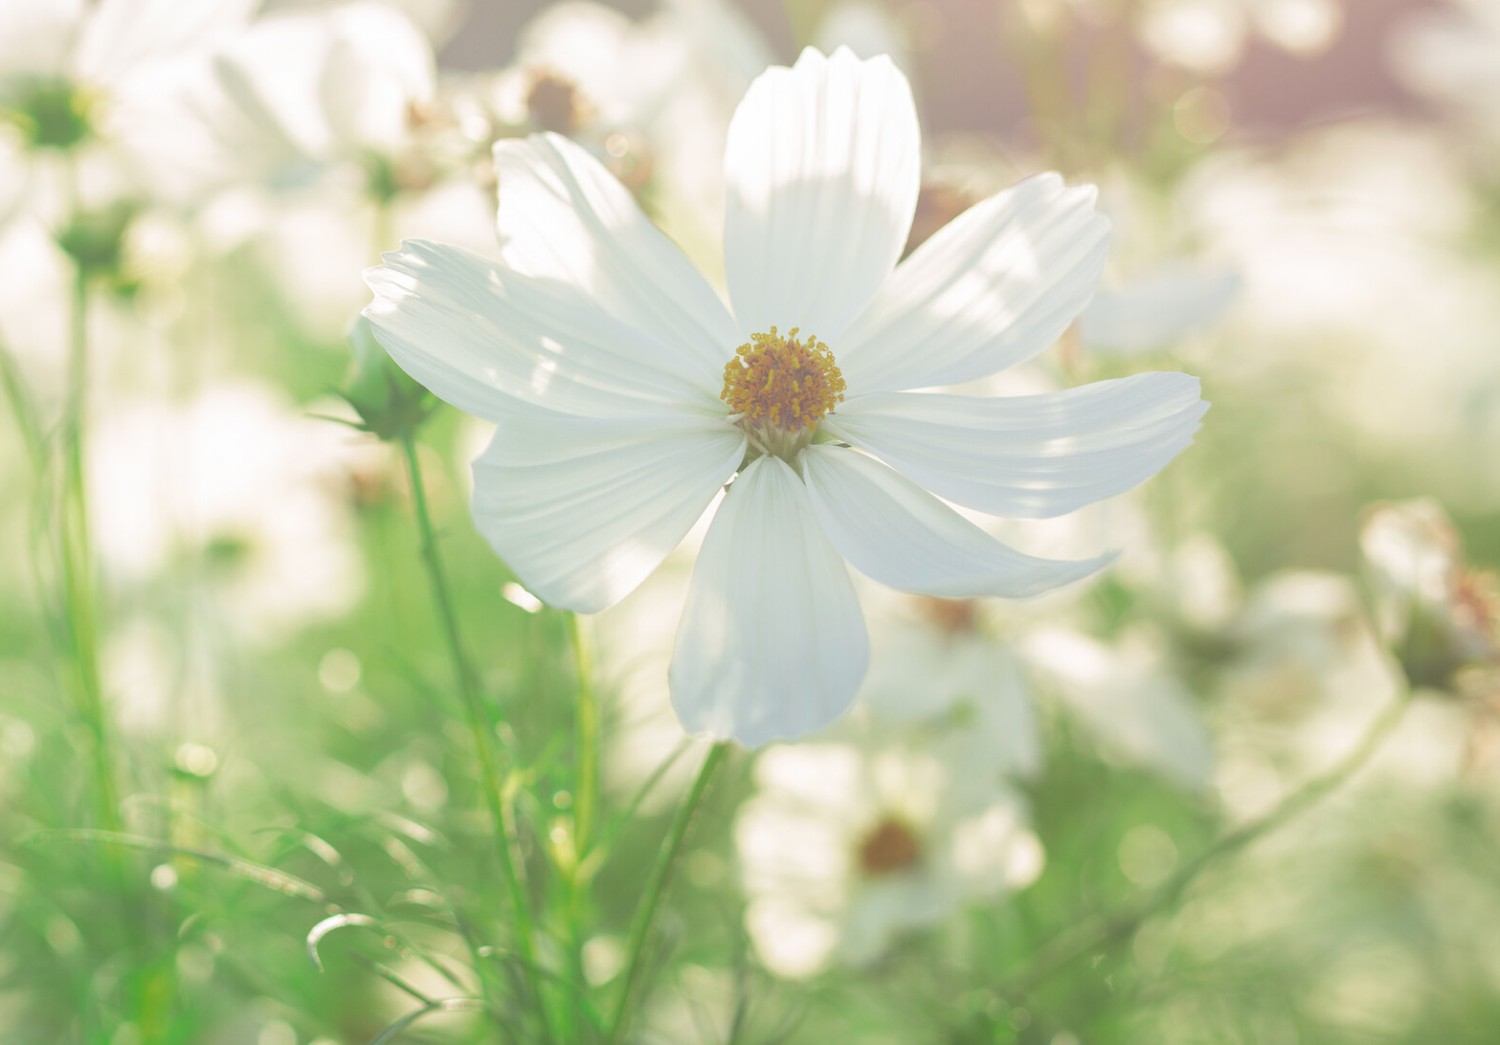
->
xmin=74 ymin=0 xmax=255 ymax=87
xmin=1079 ymin=264 xmax=1240 ymax=353
xmin=1025 ymin=629 xmax=1215 ymax=790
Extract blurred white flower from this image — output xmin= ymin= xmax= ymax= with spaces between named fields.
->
xmin=858 ymin=597 xmax=1043 ymax=781
xmin=0 ymin=0 xmax=255 ymax=214
xmin=1024 ymin=627 xmax=1215 ymax=789
xmin=815 ymin=1 xmax=914 ymax=76
xmin=366 ymin=46 xmax=1206 ymax=746
xmin=1078 ymin=262 xmax=1240 ymax=355
xmin=0 ymin=0 xmax=254 ymax=130
xmin=192 ymin=2 xmax=435 ymax=193
xmin=1213 ymin=570 xmax=1404 ymax=816
xmin=1391 ymin=0 xmax=1500 ymax=142
xmin=267 ymin=0 xmax=467 ymax=47
xmin=89 ymin=380 xmax=370 ymax=642
xmin=492 ymin=0 xmax=773 ymax=273
xmin=1181 ymin=123 xmax=1500 ymax=506
xmin=737 ymin=735 xmax=1042 ymax=977
xmin=1137 ymin=0 xmax=1342 ymax=76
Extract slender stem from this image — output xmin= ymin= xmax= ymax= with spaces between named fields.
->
xmin=608 ymin=742 xmax=730 ymax=1045
xmin=563 ymin=613 xmax=601 ymax=1041
xmin=397 ymin=436 xmax=553 ymax=1043
xmin=0 ymin=332 xmax=44 ymax=471
xmin=58 ymin=267 xmax=121 ymax=833
xmin=1002 ymin=690 xmax=1413 ymax=998
xmin=572 ymin=614 xmax=600 ymax=858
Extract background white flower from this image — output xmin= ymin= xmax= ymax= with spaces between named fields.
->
xmin=738 ymin=733 xmax=1043 ymax=977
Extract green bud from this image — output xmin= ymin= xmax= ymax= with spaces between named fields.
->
xmin=56 ymin=202 xmax=135 ymax=280
xmin=339 ymin=315 xmax=434 ymax=441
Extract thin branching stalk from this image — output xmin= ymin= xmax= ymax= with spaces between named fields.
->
xmin=1002 ymin=688 xmax=1414 ymax=998
xmin=397 ymin=435 xmax=554 ymax=1043
xmin=58 ymin=266 xmax=121 ymax=834
xmin=608 ymin=741 xmax=730 ymax=1044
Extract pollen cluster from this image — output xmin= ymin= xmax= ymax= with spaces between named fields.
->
xmin=721 ymin=326 xmax=846 ymax=433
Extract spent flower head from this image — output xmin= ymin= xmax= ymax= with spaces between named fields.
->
xmin=1361 ymin=499 xmax=1500 ymax=693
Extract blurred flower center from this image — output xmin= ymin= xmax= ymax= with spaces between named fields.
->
xmin=8 ymin=77 xmax=93 ymax=150
xmin=856 ymin=816 xmax=922 ymax=876
xmin=721 ymin=326 xmax=845 ymax=456
xmin=917 ymin=596 xmax=981 ymax=636
xmin=525 ymin=69 xmax=590 ymax=135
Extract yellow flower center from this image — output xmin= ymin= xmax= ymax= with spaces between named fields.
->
xmin=856 ymin=817 xmax=922 ymax=877
xmin=721 ymin=326 xmax=846 ymax=435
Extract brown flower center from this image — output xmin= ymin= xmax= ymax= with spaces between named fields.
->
xmin=856 ymin=817 xmax=922 ymax=877
xmin=525 ymin=69 xmax=590 ymax=135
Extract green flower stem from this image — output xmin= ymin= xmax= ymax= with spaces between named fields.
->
xmin=563 ymin=613 xmax=601 ymax=1041
xmin=397 ymin=435 xmax=554 ymax=1043
xmin=608 ymin=741 xmax=730 ymax=1045
xmin=0 ymin=334 xmax=44 ymax=471
xmin=1003 ymin=689 xmax=1414 ymax=999
xmin=59 ymin=266 xmax=121 ymax=834
xmin=571 ymin=614 xmax=600 ymax=858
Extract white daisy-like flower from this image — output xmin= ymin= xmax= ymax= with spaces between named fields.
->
xmin=89 ymin=380 xmax=370 ymax=643
xmin=364 ymin=47 xmax=1208 ymax=747
xmin=737 ymin=737 xmax=1043 ymax=977
xmin=195 ymin=2 xmax=436 ymax=193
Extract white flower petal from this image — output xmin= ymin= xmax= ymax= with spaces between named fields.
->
xmin=826 ymin=372 xmax=1207 ymax=518
xmin=492 ymin=133 xmax=739 ymax=388
xmin=472 ymin=409 xmax=745 ymax=614
xmin=0 ymin=0 xmax=81 ymax=79
xmin=74 ymin=0 xmax=254 ymax=87
xmin=365 ymin=239 xmax=721 ymax=421
xmin=317 ymin=4 xmax=435 ymax=154
xmin=670 ymin=456 xmax=868 ymax=747
xmin=723 ymin=46 xmax=919 ymax=342
xmin=801 ymin=446 xmax=1113 ymax=597
xmin=837 ymin=174 xmax=1109 ymax=393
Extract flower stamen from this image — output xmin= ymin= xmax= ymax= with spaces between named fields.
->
xmin=721 ymin=326 xmax=845 ymax=437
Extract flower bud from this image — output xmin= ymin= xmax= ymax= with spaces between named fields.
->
xmin=1360 ymin=499 xmax=1500 ymax=692
xmin=56 ymin=202 xmax=135 ymax=282
xmin=339 ymin=316 xmax=434 ymax=441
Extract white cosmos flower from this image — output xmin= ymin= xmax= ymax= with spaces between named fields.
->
xmin=363 ymin=47 xmax=1208 ymax=747
xmin=737 ymin=738 xmax=1043 ymax=976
